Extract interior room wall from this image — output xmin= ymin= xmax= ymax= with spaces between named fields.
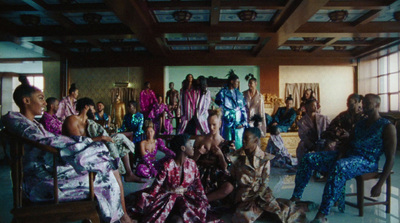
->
xmin=279 ymin=66 xmax=355 ymax=120
xmin=164 ymin=65 xmax=260 ymax=96
xmin=69 ymin=67 xmax=144 ymax=114
xmin=43 ymin=61 xmax=60 ymax=100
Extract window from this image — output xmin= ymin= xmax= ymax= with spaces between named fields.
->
xmin=358 ymin=45 xmax=400 ymax=112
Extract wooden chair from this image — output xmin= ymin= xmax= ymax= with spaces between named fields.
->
xmin=1 ymin=130 xmax=100 ymax=223
xmin=345 ymin=171 xmax=394 ymax=216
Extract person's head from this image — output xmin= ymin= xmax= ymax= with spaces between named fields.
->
xmin=157 ymin=95 xmax=163 ymax=104
xmin=243 ymin=126 xmax=261 ymax=152
xmin=115 ymin=94 xmax=121 ymax=102
xmin=302 ymin=89 xmax=314 ymax=101
xmin=227 ymin=69 xmax=239 ymax=89
xmin=269 ymin=125 xmax=280 ymax=136
xmin=68 ymin=83 xmax=79 ymax=99
xmin=169 ymin=82 xmax=174 ymax=90
xmin=96 ymin=102 xmax=105 ymax=112
xmin=362 ymin=94 xmax=380 ymax=116
xmin=169 ymin=134 xmax=193 ymax=157
xmin=144 ymin=81 xmax=150 ymax=89
xmin=285 ymin=95 xmax=294 ymax=109
xmin=127 ymin=100 xmax=137 ymax=114
xmin=347 ymin=93 xmax=363 ymax=111
xmin=145 ymin=124 xmax=155 ymax=139
xmin=186 ymin=74 xmax=194 ymax=83
xmin=46 ymin=97 xmax=59 ymax=113
xmin=76 ymin=97 xmax=95 ymax=119
xmin=304 ymin=99 xmax=318 ymax=113
xmin=207 ymin=109 xmax=223 ymax=135
xmin=245 ymin=73 xmax=257 ymax=90
xmin=197 ymin=76 xmax=208 ymax=94
xmin=13 ymin=76 xmax=46 ymax=117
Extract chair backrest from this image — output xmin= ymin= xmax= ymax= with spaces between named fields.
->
xmin=1 ymin=130 xmax=96 ymax=209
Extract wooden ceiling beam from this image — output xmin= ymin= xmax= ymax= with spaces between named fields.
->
xmin=323 ymin=0 xmax=397 ymax=10
xmin=210 ymin=0 xmax=221 ymax=26
xmin=283 ymin=41 xmax=370 ymax=47
xmin=352 ymin=38 xmax=400 ymax=57
xmin=146 ymin=0 xmax=285 ymax=10
xmin=257 ymin=0 xmax=329 ymax=57
xmin=105 ymin=0 xmax=166 ymax=56
xmin=351 ymin=10 xmax=381 ymax=26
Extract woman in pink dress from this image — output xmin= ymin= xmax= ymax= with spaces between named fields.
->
xmin=140 ymin=81 xmax=158 ymax=119
xmin=56 ymin=83 xmax=79 ymax=121
xmin=148 ymin=95 xmax=174 ymax=135
xmin=196 ymin=76 xmax=211 ymax=134
xmin=128 ymin=134 xmax=216 ymax=223
xmin=179 ymin=74 xmax=200 ymax=135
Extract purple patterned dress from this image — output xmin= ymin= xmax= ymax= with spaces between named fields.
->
xmin=56 ymin=96 xmax=78 ymax=121
xmin=136 ymin=138 xmax=175 ymax=178
xmin=3 ymin=112 xmax=124 ymax=222
xmin=196 ymin=89 xmax=211 ymax=134
xmin=140 ymin=89 xmax=158 ymax=118
xmin=39 ymin=111 xmax=62 ymax=135
xmin=179 ymin=88 xmax=200 ymax=134
xmin=148 ymin=102 xmax=174 ymax=135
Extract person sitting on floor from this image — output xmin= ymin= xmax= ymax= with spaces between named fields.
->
xmin=268 ymin=95 xmax=297 ymax=132
xmin=127 ymin=134 xmax=219 ymax=223
xmin=3 ymin=76 xmax=134 ymax=223
xmin=192 ymin=108 xmax=235 ymax=204
xmin=321 ymin=93 xmax=364 ymax=151
xmin=229 ymin=120 xmax=308 ymax=223
xmin=290 ymin=94 xmax=396 ymax=223
xmin=39 ymin=97 xmax=62 ymax=135
xmin=62 ymin=97 xmax=143 ymax=183
xmin=148 ymin=95 xmax=174 ymax=135
xmin=296 ymin=99 xmax=330 ymax=163
xmin=266 ymin=124 xmax=297 ymax=169
xmin=94 ymin=101 xmax=111 ymax=128
xmin=118 ymin=100 xmax=144 ymax=144
xmin=136 ymin=123 xmax=176 ymax=178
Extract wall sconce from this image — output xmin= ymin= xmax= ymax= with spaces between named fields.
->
xmin=328 ymin=10 xmax=348 ymax=22
xmin=238 ymin=10 xmax=257 ymax=22
xmin=83 ymin=13 xmax=102 ymax=24
xmin=303 ymin=37 xmax=316 ymax=43
xmin=290 ymin=46 xmax=303 ymax=51
xmin=333 ymin=46 xmax=346 ymax=51
xmin=173 ymin=11 xmax=192 ymax=22
xmin=20 ymin=14 xmax=40 ymax=26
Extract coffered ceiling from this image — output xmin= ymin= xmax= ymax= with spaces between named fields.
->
xmin=0 ymin=0 xmax=399 ymax=66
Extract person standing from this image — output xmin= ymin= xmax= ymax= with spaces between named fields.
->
xmin=179 ymin=74 xmax=200 ymax=134
xmin=140 ymin=81 xmax=158 ymax=119
xmin=165 ymin=82 xmax=181 ymax=124
xmin=56 ymin=83 xmax=79 ymax=121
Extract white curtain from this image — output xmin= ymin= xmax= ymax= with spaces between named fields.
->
xmin=285 ymin=83 xmax=320 ymax=109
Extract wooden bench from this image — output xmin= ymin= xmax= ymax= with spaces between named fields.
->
xmin=1 ymin=130 xmax=100 ymax=223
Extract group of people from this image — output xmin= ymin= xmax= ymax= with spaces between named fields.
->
xmin=3 ymin=73 xmax=396 ymax=223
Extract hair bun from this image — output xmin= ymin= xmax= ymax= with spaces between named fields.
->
xmin=18 ymin=76 xmax=30 ymax=86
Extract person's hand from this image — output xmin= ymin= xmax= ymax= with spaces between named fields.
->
xmin=101 ymin=136 xmax=114 ymax=143
xmin=370 ymin=184 xmax=382 ymax=197
xmin=236 ymin=125 xmax=243 ymax=129
xmin=340 ymin=130 xmax=350 ymax=139
xmin=198 ymin=145 xmax=208 ymax=155
xmin=228 ymin=141 xmax=236 ymax=152
xmin=272 ymin=122 xmax=278 ymax=126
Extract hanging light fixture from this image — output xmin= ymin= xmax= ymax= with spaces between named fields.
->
xmin=173 ymin=11 xmax=192 ymax=22
xmin=83 ymin=13 xmax=102 ymax=24
xmin=303 ymin=37 xmax=316 ymax=43
xmin=333 ymin=46 xmax=346 ymax=51
xmin=238 ymin=10 xmax=257 ymax=22
xmin=290 ymin=46 xmax=303 ymax=51
xmin=20 ymin=14 xmax=40 ymax=26
xmin=353 ymin=37 xmax=367 ymax=42
xmin=328 ymin=10 xmax=348 ymax=22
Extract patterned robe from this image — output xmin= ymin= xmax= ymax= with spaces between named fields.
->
xmin=296 ymin=113 xmax=330 ymax=162
xmin=128 ymin=158 xmax=210 ymax=223
xmin=266 ymin=134 xmax=295 ymax=168
xmin=179 ymin=88 xmax=200 ymax=134
xmin=215 ymin=87 xmax=248 ymax=149
xmin=39 ymin=111 xmax=62 ymax=135
xmin=148 ymin=102 xmax=174 ymax=135
xmin=3 ymin=112 xmax=123 ymax=222
xmin=140 ymin=89 xmax=158 ymax=118
xmin=56 ymin=96 xmax=78 ymax=121
xmin=118 ymin=112 xmax=144 ymax=144
xmin=292 ymin=117 xmax=391 ymax=215
xmin=196 ymin=89 xmax=211 ymax=134
xmin=136 ymin=138 xmax=176 ymax=178
xmin=272 ymin=107 xmax=297 ymax=133
xmin=243 ymin=89 xmax=267 ymax=136
xmin=94 ymin=112 xmax=110 ymax=128
xmin=86 ymin=119 xmax=136 ymax=175
xmin=230 ymin=147 xmax=307 ymax=223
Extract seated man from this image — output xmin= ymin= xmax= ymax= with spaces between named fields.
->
xmin=290 ymin=94 xmax=396 ymax=223
xmin=268 ymin=95 xmax=297 ymax=132
xmin=63 ymin=97 xmax=143 ymax=183
xmin=39 ymin=97 xmax=62 ymax=135
xmin=4 ymin=77 xmax=133 ymax=222
xmin=94 ymin=101 xmax=111 ymax=128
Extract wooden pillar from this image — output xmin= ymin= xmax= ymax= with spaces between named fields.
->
xmin=143 ymin=65 xmax=164 ymax=97
xmin=259 ymin=64 xmax=279 ymax=95
xmin=59 ymin=58 xmax=68 ymax=98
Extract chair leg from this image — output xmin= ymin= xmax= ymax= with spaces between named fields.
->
xmin=357 ymin=178 xmax=364 ymax=216
xmin=386 ymin=174 xmax=391 ymax=213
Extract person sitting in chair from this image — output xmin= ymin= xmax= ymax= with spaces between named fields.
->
xmin=39 ymin=97 xmax=62 ymax=135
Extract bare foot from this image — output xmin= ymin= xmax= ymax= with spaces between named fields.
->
xmin=125 ymin=172 xmax=146 ymax=183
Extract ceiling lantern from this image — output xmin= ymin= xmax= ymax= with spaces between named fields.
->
xmin=173 ymin=11 xmax=192 ymax=22
xmin=290 ymin=46 xmax=303 ymax=51
xmin=83 ymin=13 xmax=102 ymax=24
xmin=303 ymin=37 xmax=316 ymax=43
xmin=328 ymin=10 xmax=348 ymax=22
xmin=238 ymin=10 xmax=257 ymax=22
xmin=20 ymin=14 xmax=40 ymax=26
xmin=334 ymin=46 xmax=346 ymax=51
xmin=353 ymin=37 xmax=366 ymax=42
xmin=394 ymin=11 xmax=400 ymax=21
